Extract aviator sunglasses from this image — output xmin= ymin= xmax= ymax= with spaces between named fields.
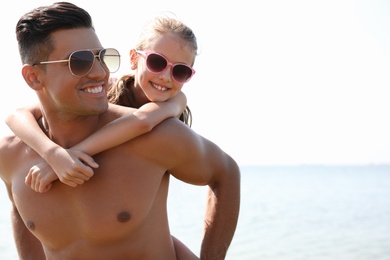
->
xmin=33 ymin=48 xmax=121 ymax=77
xmin=136 ymin=50 xmax=195 ymax=83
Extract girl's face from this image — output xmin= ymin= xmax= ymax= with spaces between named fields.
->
xmin=132 ymin=34 xmax=195 ymax=104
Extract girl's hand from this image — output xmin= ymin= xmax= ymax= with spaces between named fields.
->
xmin=26 ymin=147 xmax=99 ymax=192
xmin=25 ymin=161 xmax=57 ymax=193
xmin=45 ymin=147 xmax=98 ymax=185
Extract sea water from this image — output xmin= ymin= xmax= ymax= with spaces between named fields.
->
xmin=168 ymin=165 xmax=390 ymax=260
xmin=1 ymin=165 xmax=390 ymax=259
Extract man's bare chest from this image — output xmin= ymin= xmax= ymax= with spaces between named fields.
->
xmin=11 ymin=153 xmax=168 ymax=247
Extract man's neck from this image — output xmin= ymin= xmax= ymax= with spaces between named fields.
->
xmin=40 ymin=115 xmax=102 ymax=149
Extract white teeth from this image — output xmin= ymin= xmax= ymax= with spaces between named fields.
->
xmin=84 ymin=86 xmax=103 ymax=93
xmin=152 ymin=83 xmax=167 ymax=91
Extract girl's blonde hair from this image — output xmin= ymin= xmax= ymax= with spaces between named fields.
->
xmin=135 ymin=15 xmax=198 ymax=58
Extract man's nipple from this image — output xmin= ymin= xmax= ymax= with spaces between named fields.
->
xmin=117 ymin=211 xmax=131 ymax=223
xmin=26 ymin=220 xmax=35 ymax=230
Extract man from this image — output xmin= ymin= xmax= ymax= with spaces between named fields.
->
xmin=0 ymin=2 xmax=240 ymax=259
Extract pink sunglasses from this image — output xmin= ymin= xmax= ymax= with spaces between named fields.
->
xmin=136 ymin=50 xmax=195 ymax=83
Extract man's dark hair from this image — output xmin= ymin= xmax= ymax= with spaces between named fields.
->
xmin=16 ymin=2 xmax=93 ymax=64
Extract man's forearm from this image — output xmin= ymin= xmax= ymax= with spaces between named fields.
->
xmin=200 ymin=163 xmax=241 ymax=259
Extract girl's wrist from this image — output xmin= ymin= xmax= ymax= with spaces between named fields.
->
xmin=42 ymin=145 xmax=62 ymax=164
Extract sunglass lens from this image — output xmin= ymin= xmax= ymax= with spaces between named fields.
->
xmin=147 ymin=53 xmax=167 ymax=72
xmin=173 ymin=65 xmax=193 ymax=83
xmin=70 ymin=51 xmax=94 ymax=76
xmin=102 ymin=48 xmax=120 ymax=73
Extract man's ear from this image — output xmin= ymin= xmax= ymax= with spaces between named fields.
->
xmin=129 ymin=49 xmax=138 ymax=70
xmin=21 ymin=64 xmax=44 ymax=91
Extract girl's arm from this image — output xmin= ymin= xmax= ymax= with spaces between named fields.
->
xmin=73 ymin=91 xmax=187 ymax=155
xmin=6 ymin=92 xmax=187 ymax=192
xmin=6 ymin=104 xmax=58 ymax=160
xmin=5 ymin=104 xmax=97 ymax=191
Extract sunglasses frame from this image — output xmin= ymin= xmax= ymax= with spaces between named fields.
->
xmin=33 ymin=48 xmax=120 ymax=77
xmin=136 ymin=50 xmax=195 ymax=83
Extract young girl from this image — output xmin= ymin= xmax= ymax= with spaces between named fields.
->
xmin=6 ymin=15 xmax=198 ymax=193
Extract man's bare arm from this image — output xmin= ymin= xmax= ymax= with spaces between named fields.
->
xmin=11 ymin=204 xmax=45 ymax=259
xmin=149 ymin=121 xmax=241 ymax=259
xmin=200 ymin=155 xmax=240 ymax=259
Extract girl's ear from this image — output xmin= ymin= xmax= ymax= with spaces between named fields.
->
xmin=21 ymin=64 xmax=44 ymax=91
xmin=129 ymin=49 xmax=138 ymax=70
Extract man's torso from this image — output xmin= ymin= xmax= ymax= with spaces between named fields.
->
xmin=2 ymin=133 xmax=177 ymax=259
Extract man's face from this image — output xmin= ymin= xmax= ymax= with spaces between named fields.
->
xmin=37 ymin=28 xmax=110 ymax=119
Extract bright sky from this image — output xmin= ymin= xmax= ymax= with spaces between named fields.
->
xmin=1 ymin=0 xmax=390 ymax=166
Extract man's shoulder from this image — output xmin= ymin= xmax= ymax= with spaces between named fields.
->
xmin=145 ymin=118 xmax=202 ymax=147
xmin=0 ymin=134 xmax=23 ymax=179
xmin=154 ymin=118 xmax=194 ymax=134
xmin=0 ymin=134 xmax=23 ymax=157
xmin=0 ymin=133 xmax=19 ymax=148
